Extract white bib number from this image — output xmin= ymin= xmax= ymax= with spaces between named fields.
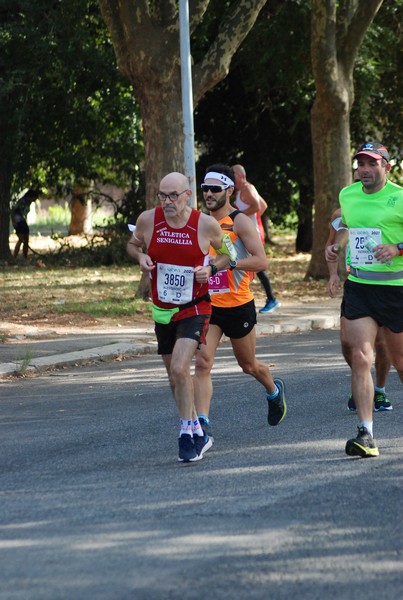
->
xmin=156 ymin=263 xmax=194 ymax=304
xmin=349 ymin=228 xmax=382 ymax=266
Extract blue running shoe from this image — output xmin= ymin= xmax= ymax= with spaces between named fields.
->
xmin=267 ymin=378 xmax=287 ymax=426
xmin=199 ymin=416 xmax=214 ymax=442
xmin=178 ymin=434 xmax=202 ymax=463
xmin=347 ymin=394 xmax=356 ymax=412
xmin=259 ymin=299 xmax=281 ymax=314
xmin=374 ymin=390 xmax=393 ymax=412
xmin=194 ymin=433 xmax=213 ymax=457
xmin=348 ymin=391 xmax=392 ymax=412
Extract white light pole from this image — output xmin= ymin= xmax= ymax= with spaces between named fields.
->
xmin=179 ymin=0 xmax=196 ymax=207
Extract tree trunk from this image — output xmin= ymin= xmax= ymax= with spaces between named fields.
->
xmin=296 ymin=184 xmax=314 ymax=253
xmin=69 ymin=187 xmax=93 ymax=235
xmin=135 ymin=270 xmax=151 ymax=300
xmin=99 ymin=0 xmax=268 ymax=298
xmin=136 ymin=76 xmax=184 ymax=205
xmin=0 ymin=117 xmax=13 ymax=261
xmin=260 ymin=212 xmax=275 ymax=246
xmin=98 ymin=0 xmax=268 ymax=207
xmin=306 ymin=0 xmax=384 ymax=279
xmin=308 ymin=106 xmax=352 ymax=277
xmin=0 ymin=163 xmax=12 ymax=262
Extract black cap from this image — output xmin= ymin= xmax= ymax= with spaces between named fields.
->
xmin=354 ymin=142 xmax=390 ymax=162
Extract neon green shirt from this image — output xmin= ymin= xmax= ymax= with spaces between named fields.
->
xmin=340 ymin=180 xmax=403 ymax=286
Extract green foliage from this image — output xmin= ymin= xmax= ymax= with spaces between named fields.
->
xmin=351 ymin=0 xmax=402 ymax=159
xmin=194 ymin=0 xmax=314 ymax=225
xmin=2 ymin=0 xmax=400 ymax=267
xmin=36 ymin=233 xmax=133 ymax=267
xmin=34 ymin=204 xmax=71 ymax=229
xmin=194 ymin=0 xmax=402 ymax=226
xmin=0 ymin=0 xmax=143 ymax=199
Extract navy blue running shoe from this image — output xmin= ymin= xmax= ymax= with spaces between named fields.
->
xmin=194 ymin=433 xmax=213 ymax=457
xmin=178 ymin=434 xmax=202 ymax=463
xmin=347 ymin=394 xmax=356 ymax=412
xmin=267 ymin=378 xmax=287 ymax=426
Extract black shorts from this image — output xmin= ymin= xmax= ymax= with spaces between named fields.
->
xmin=341 ymin=279 xmax=403 ymax=333
xmin=15 ymin=220 xmax=29 ymax=235
xmin=210 ymin=299 xmax=257 ymax=339
xmin=155 ymin=314 xmax=210 ymax=355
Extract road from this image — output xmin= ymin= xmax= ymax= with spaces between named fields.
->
xmin=0 ymin=329 xmax=402 ymax=599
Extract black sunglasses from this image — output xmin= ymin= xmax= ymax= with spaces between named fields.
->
xmin=201 ymin=183 xmax=230 ymax=193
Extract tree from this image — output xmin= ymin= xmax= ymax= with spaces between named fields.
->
xmin=351 ymin=0 xmax=403 ymax=162
xmin=194 ymin=1 xmax=314 ymax=247
xmin=0 ymin=0 xmax=141 ymax=261
xmin=306 ymin=0 xmax=384 ymax=279
xmin=193 ymin=0 xmax=400 ymax=258
xmin=98 ymin=0 xmax=268 ymax=206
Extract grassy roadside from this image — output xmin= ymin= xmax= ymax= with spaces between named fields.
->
xmin=1 ymin=233 xmax=331 ymax=331
xmin=0 ymin=264 xmax=149 ymax=328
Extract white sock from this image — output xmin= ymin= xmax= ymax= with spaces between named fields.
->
xmin=374 ymin=386 xmax=385 ymax=393
xmin=192 ymin=418 xmax=204 ymax=437
xmin=180 ymin=419 xmax=192 ymax=437
xmin=360 ymin=420 xmax=373 ymax=436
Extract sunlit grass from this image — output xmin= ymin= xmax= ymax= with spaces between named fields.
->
xmin=59 ymin=297 xmax=150 ymax=318
xmin=31 ymin=204 xmax=114 ymax=233
xmin=0 ymin=265 xmax=150 ymax=323
xmin=1 ymin=229 xmax=331 ymax=327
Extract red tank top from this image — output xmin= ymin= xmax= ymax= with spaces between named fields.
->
xmin=148 ymin=206 xmax=211 ymax=320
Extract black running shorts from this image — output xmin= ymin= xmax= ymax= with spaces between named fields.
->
xmin=210 ymin=299 xmax=257 ymax=339
xmin=341 ymin=279 xmax=403 ymax=333
xmin=15 ymin=220 xmax=29 ymax=235
xmin=155 ymin=314 xmax=210 ymax=355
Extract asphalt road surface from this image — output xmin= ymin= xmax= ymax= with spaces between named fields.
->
xmin=1 ymin=329 xmax=402 ymax=599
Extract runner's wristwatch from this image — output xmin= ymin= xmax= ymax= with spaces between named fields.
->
xmin=229 ymin=259 xmax=237 ymax=271
xmin=397 ymin=243 xmax=403 ymax=256
xmin=210 ymin=264 xmax=218 ymax=276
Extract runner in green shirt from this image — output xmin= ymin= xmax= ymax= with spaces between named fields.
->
xmin=326 ymin=142 xmax=403 ymax=458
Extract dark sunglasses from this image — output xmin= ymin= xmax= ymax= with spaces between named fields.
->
xmin=201 ymin=183 xmax=230 ymax=193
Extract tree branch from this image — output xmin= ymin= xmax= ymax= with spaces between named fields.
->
xmin=338 ymin=0 xmax=384 ymax=75
xmin=98 ymin=0 xmax=131 ymax=78
xmin=99 ymin=0 xmax=179 ymax=82
xmin=189 ymin=0 xmax=210 ymax=33
xmin=192 ymin=0 xmax=268 ymax=103
xmin=152 ymin=1 xmax=177 ymax=25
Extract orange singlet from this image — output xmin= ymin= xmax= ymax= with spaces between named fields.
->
xmin=208 ymin=211 xmax=254 ymax=308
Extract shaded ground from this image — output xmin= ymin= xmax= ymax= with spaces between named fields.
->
xmin=2 ymin=233 xmax=335 ymax=336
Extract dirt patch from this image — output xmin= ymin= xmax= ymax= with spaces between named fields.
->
xmin=2 ymin=232 xmax=331 ymax=337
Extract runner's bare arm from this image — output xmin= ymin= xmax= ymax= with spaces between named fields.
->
xmin=126 ymin=211 xmax=155 ymax=272
xmin=238 ymin=183 xmax=260 ymax=215
xmin=233 ymin=213 xmax=268 ymax=272
xmin=258 ymin=195 xmax=268 ymax=214
xmin=195 ymin=214 xmax=236 ymax=278
xmin=326 ymin=225 xmax=349 ymax=262
xmin=326 ymin=208 xmax=342 ymax=296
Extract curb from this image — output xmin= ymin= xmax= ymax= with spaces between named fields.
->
xmin=0 ymin=314 xmax=340 ymax=379
xmin=256 ymin=314 xmax=340 ymax=335
xmin=0 ymin=341 xmax=158 ymax=378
